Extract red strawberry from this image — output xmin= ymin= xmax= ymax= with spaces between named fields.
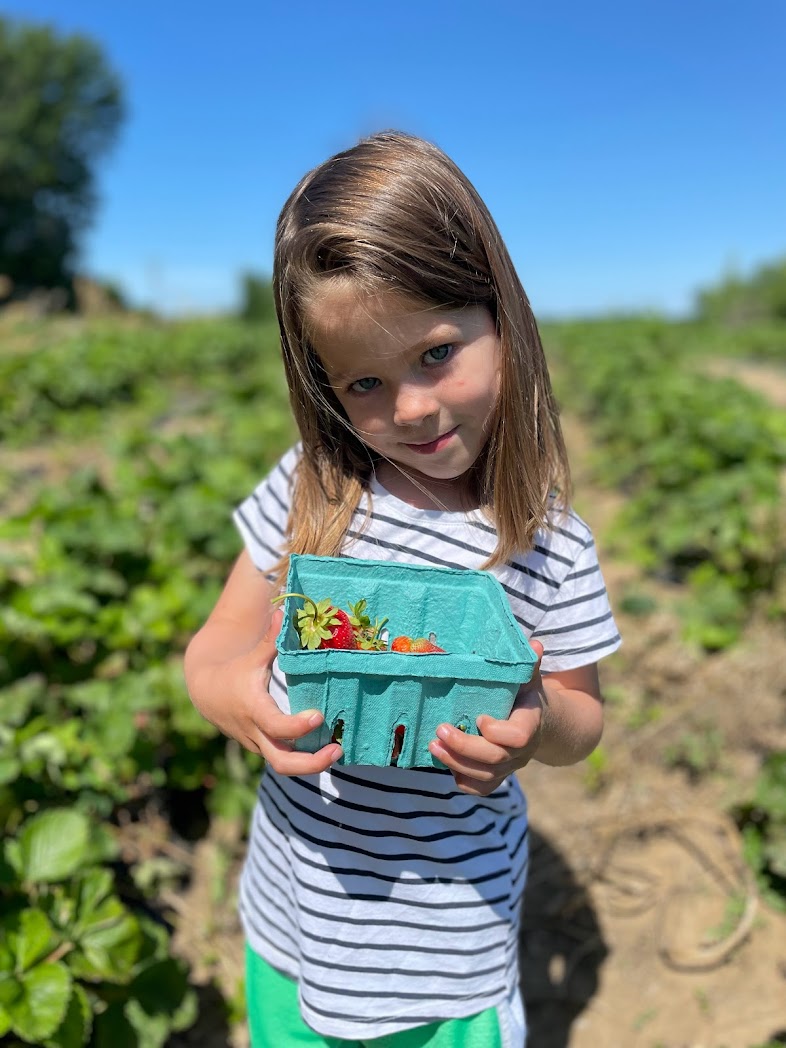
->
xmin=320 ymin=608 xmax=356 ymax=650
xmin=391 ymin=636 xmax=412 ymax=652
xmin=272 ymin=593 xmax=357 ymax=650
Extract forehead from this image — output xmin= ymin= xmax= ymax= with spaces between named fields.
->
xmin=305 ymin=282 xmax=468 ymax=369
xmin=307 ymin=283 xmax=434 ymax=342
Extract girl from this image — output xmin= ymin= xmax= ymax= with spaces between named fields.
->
xmin=184 ymin=131 xmax=621 ymax=1048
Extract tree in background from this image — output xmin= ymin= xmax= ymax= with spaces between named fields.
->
xmin=696 ymin=257 xmax=786 ymax=327
xmin=0 ymin=17 xmax=124 ymax=302
xmin=240 ymin=272 xmax=276 ymax=323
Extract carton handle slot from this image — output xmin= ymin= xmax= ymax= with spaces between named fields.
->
xmin=390 ymin=725 xmax=406 ymax=767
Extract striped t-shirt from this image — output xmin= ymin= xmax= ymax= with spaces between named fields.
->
xmin=233 ymin=445 xmax=621 ymax=1041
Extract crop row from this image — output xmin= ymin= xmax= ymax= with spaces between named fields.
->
xmin=545 ymin=317 xmax=786 ymax=649
xmin=1 ymin=318 xmax=295 ymax=1045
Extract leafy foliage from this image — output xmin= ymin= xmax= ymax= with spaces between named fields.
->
xmin=547 ymin=317 xmax=786 ymax=648
xmin=696 ymin=256 xmax=786 ymax=328
xmin=239 ymin=273 xmax=276 ymax=324
xmin=0 ymin=16 xmax=124 ymax=293
xmin=0 ymin=809 xmax=196 ymax=1046
xmin=733 ymin=753 xmax=786 ymax=912
xmin=1 ymin=316 xmax=295 ymax=1041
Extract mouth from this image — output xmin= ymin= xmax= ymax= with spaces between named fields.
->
xmin=402 ymin=426 xmax=459 ymax=455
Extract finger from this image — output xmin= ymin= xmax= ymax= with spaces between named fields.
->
xmin=255 ymin=702 xmax=326 ymax=742
xmin=432 ymin=723 xmax=511 ymax=766
xmin=474 ymin=706 xmax=541 ymax=750
xmin=527 ymin=638 xmax=543 ymax=685
xmin=452 ymin=772 xmax=505 ymax=797
xmin=428 ymin=738 xmax=512 ymax=781
xmin=262 ymin=738 xmax=343 ymax=776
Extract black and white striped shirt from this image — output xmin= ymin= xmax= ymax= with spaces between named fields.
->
xmin=233 ymin=445 xmax=621 ymax=1040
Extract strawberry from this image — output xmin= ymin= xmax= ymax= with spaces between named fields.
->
xmin=410 ymin=637 xmax=446 ymax=653
xmin=319 ymin=607 xmax=357 ymax=650
xmin=391 ymin=632 xmax=446 ymax=649
xmin=272 ymin=593 xmax=357 ymax=650
xmin=391 ymin=634 xmax=446 ymax=653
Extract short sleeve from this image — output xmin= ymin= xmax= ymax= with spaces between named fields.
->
xmin=531 ymin=536 xmax=622 ymax=673
xmin=232 ymin=445 xmax=299 ymax=578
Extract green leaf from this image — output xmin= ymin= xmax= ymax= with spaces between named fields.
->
xmin=763 ymin=825 xmax=786 ymax=879
xmin=126 ymin=959 xmax=198 ymax=1039
xmin=0 ymin=755 xmax=22 ymax=784
xmin=14 ymin=909 xmax=57 ymax=972
xmin=129 ymin=958 xmax=189 ymax=1017
xmin=754 ymin=752 xmax=786 ymax=819
xmin=43 ymin=982 xmax=92 ymax=1048
xmin=123 ymin=998 xmax=170 ymax=1048
xmin=69 ymin=899 xmax=141 ymax=983
xmin=73 ymin=868 xmax=114 ymax=928
xmin=17 ymin=809 xmax=91 ymax=883
xmin=92 ymin=1001 xmax=137 ymax=1048
xmin=8 ymin=962 xmax=72 ymax=1042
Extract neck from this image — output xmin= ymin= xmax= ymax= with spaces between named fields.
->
xmin=375 ymin=460 xmax=481 ymax=512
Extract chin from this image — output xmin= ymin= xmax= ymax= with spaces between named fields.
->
xmin=410 ymin=459 xmax=474 ymax=482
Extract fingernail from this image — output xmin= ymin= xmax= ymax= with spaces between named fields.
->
xmin=307 ymin=712 xmax=323 ymax=727
xmin=436 ymin=725 xmax=451 ymax=741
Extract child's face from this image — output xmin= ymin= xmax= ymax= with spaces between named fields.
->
xmin=308 ymin=285 xmax=501 ymax=487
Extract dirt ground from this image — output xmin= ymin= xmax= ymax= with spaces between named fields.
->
xmin=159 ymin=408 xmax=786 ymax=1048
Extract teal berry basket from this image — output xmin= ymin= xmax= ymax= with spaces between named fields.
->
xmin=274 ymin=553 xmax=538 ymax=769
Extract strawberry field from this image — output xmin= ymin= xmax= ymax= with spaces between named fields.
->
xmin=1 ymin=307 xmax=785 ymax=1047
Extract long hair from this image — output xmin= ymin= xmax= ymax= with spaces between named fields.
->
xmin=272 ymin=130 xmax=570 ymax=580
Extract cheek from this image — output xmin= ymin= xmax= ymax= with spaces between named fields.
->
xmin=451 ymin=368 xmax=499 ymax=410
xmin=338 ymin=398 xmax=388 ymax=438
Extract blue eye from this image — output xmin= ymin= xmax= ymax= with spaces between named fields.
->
xmin=422 ymin=344 xmax=453 ymax=365
xmin=350 ymin=376 xmax=380 ymax=393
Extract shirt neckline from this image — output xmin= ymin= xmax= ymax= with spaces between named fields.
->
xmin=369 ymin=474 xmax=486 ymax=524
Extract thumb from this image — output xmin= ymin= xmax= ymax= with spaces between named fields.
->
xmin=527 ymin=638 xmax=544 ymax=687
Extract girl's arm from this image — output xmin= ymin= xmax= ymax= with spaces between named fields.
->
xmin=184 ymin=549 xmax=342 ymax=774
xmin=427 ymin=644 xmax=605 ymax=796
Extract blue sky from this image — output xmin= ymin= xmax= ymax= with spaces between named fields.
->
xmin=7 ymin=0 xmax=786 ymax=317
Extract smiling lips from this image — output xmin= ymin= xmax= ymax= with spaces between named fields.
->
xmin=403 ymin=426 xmax=459 ymax=454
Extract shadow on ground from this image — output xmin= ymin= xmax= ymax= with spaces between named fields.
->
xmin=520 ymin=826 xmax=607 ymax=1048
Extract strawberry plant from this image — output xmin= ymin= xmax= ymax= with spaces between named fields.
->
xmin=546 ymin=318 xmax=786 ymax=649
xmin=733 ymin=752 xmax=786 ymax=911
xmin=0 ymin=808 xmax=196 ymax=1047
xmin=1 ymin=315 xmax=297 ymax=1039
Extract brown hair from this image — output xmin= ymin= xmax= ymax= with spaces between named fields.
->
xmin=272 ymin=130 xmax=570 ymax=579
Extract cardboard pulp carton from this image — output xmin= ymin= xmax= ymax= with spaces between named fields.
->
xmin=275 ymin=553 xmax=538 ymax=768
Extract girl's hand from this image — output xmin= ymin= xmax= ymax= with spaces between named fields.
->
xmin=428 ymin=641 xmax=545 ymax=796
xmin=197 ymin=609 xmax=343 ymax=776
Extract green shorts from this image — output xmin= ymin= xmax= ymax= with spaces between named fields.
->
xmin=245 ymin=944 xmax=525 ymax=1047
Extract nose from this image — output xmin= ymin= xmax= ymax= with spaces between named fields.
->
xmin=392 ymin=382 xmax=438 ymax=428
